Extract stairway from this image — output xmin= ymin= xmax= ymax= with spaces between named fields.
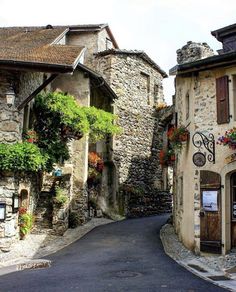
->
xmin=32 ymin=191 xmax=53 ymax=234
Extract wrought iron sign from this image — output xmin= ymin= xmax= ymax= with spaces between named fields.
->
xmin=192 ymin=132 xmax=215 ymax=167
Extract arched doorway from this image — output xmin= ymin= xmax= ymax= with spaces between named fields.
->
xmin=19 ymin=189 xmax=29 ymax=209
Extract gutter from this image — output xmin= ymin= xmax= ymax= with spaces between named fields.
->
xmin=0 ymin=60 xmax=74 ymax=73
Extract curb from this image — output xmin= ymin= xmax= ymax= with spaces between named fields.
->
xmin=160 ymin=224 xmax=236 ymax=291
xmin=0 ymin=259 xmax=51 ymax=276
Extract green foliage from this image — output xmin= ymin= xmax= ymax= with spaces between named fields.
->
xmin=19 ymin=212 xmax=34 ymax=237
xmin=82 ymin=106 xmax=121 ymax=141
xmin=35 ymin=92 xmax=90 ymax=135
xmin=0 ymin=142 xmax=48 ymax=172
xmin=33 ymin=92 xmax=121 ymax=172
xmin=54 ymin=187 xmax=68 ymax=205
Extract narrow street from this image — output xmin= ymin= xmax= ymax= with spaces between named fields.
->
xmin=0 ymin=215 xmax=226 ymax=292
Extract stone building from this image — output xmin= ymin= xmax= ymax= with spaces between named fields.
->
xmin=60 ymin=24 xmax=172 ymax=217
xmin=95 ymin=49 xmax=170 ymax=216
xmin=0 ymin=23 xmax=172 ymax=251
xmin=170 ymin=23 xmax=236 ymax=254
xmin=0 ymin=25 xmax=116 ymax=250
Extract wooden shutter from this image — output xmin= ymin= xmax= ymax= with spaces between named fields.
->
xmin=216 ymin=75 xmax=229 ymax=124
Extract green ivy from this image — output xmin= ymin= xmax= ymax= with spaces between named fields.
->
xmin=82 ymin=106 xmax=121 ymax=141
xmin=33 ymin=92 xmax=121 ymax=171
xmin=0 ymin=142 xmax=48 ymax=172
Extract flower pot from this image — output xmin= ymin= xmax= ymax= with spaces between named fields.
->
xmin=179 ymin=133 xmax=188 ymax=142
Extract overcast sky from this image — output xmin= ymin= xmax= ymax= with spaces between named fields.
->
xmin=1 ymin=0 xmax=236 ymax=104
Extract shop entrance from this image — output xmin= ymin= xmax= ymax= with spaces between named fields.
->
xmin=200 ymin=170 xmax=221 ymax=254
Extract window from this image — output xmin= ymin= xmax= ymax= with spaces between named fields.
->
xmin=233 ymin=76 xmax=236 ymax=121
xmin=22 ymin=102 xmax=34 ymax=132
xmin=154 ymin=84 xmax=159 ymax=104
xmin=106 ymin=38 xmax=113 ymax=50
xmin=140 ymin=72 xmax=150 ymax=104
xmin=216 ymin=75 xmax=229 ymax=124
xmin=186 ymin=91 xmax=190 ymax=120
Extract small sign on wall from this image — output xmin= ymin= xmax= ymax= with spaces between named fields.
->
xmin=202 ymin=190 xmax=218 ymax=211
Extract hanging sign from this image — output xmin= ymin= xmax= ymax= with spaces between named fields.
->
xmin=193 ymin=152 xmax=206 ymax=167
xmin=202 ymin=190 xmax=218 ymax=211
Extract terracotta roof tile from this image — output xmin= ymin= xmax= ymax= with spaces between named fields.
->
xmin=0 ymin=27 xmax=84 ymax=69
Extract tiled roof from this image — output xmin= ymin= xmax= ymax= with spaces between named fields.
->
xmin=95 ymin=49 xmax=167 ymax=77
xmin=0 ymin=27 xmax=84 ymax=71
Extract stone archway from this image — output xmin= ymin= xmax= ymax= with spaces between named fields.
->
xmin=19 ymin=189 xmax=29 ymax=209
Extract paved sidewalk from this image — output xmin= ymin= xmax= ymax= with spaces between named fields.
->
xmin=0 ymin=217 xmax=113 ymax=274
xmin=160 ymin=223 xmax=236 ymax=291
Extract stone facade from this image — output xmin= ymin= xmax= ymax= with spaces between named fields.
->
xmin=177 ymin=41 xmax=214 ymax=65
xmin=95 ymin=51 xmax=169 ymax=215
xmin=172 ymin=31 xmax=236 ymax=254
xmin=0 ymin=70 xmax=43 ymax=251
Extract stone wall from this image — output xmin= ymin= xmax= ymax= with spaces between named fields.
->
xmin=173 ymin=44 xmax=236 ymax=253
xmin=51 ymin=70 xmax=90 ymax=225
xmin=96 ymin=52 xmax=167 ymax=215
xmin=177 ymin=41 xmax=214 ymax=65
xmin=0 ymin=172 xmax=40 ymax=252
xmin=66 ymin=28 xmax=115 ymax=70
xmin=0 ymin=70 xmax=43 ymax=250
xmin=127 ymin=191 xmax=172 ymax=218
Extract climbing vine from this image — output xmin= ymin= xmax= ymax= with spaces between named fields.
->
xmin=33 ymin=91 xmax=121 ymax=171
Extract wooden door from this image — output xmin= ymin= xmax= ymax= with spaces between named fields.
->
xmin=200 ymin=171 xmax=221 ymax=254
xmin=231 ymin=173 xmax=236 ymax=248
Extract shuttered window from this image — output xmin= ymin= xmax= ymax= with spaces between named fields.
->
xmin=216 ymin=75 xmax=229 ymax=124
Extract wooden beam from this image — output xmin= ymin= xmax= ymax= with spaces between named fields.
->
xmin=17 ymin=74 xmax=58 ymax=111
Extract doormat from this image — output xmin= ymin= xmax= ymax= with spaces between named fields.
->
xmin=188 ymin=264 xmax=207 ymax=273
xmin=208 ymin=275 xmax=231 ymax=281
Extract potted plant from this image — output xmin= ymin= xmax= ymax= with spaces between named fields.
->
xmin=159 ymin=149 xmax=175 ymax=167
xmin=23 ymin=129 xmax=38 ymax=143
xmin=87 ymin=152 xmax=104 ymax=188
xmin=168 ymin=126 xmax=189 ymax=150
xmin=18 ymin=207 xmax=34 ymax=239
xmin=218 ymin=128 xmax=236 ymax=150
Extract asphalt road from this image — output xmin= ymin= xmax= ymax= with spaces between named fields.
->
xmin=0 ymin=215 xmax=226 ymax=292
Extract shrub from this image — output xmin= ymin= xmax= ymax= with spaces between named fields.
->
xmin=0 ymin=142 xmax=48 ymax=172
xmin=19 ymin=209 xmax=34 ymax=239
xmin=54 ymin=187 xmax=68 ymax=205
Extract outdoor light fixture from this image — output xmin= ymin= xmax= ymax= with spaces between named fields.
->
xmin=6 ymin=89 xmax=15 ymax=107
xmin=0 ymin=202 xmax=6 ymax=221
xmin=12 ymin=193 xmax=19 ymax=213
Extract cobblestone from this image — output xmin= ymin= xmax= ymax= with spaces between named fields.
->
xmin=161 ymin=223 xmax=236 ymax=272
